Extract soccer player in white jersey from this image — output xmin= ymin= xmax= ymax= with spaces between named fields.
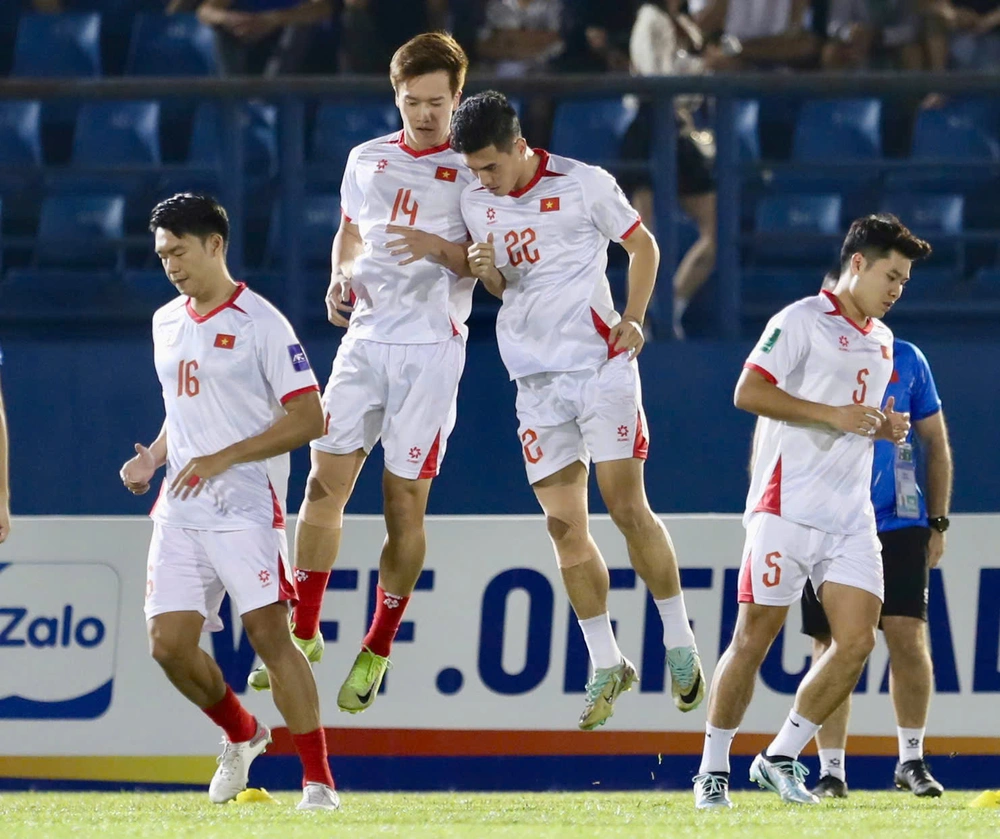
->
xmin=118 ymin=194 xmax=339 ymax=811
xmin=452 ymin=90 xmax=705 ymax=730
xmin=247 ymin=33 xmax=477 ymax=712
xmin=692 ymin=214 xmax=931 ymax=809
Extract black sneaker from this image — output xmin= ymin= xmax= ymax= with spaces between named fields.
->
xmin=813 ymin=774 xmax=848 ymax=798
xmin=894 ymin=759 xmax=944 ymax=797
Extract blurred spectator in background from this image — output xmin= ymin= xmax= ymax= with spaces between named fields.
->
xmin=340 ymin=0 xmax=449 ymax=73
xmin=624 ymin=0 xmax=716 ymax=339
xmin=927 ymin=1 xmax=1000 ymax=70
xmin=696 ymin=0 xmax=821 ymax=70
xmin=821 ymin=0 xmax=876 ymax=69
xmin=559 ymin=0 xmax=639 ymax=72
xmin=477 ymin=0 xmax=565 ymax=76
xmin=196 ymin=0 xmax=334 ymax=75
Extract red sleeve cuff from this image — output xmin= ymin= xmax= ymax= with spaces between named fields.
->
xmin=341 ymin=208 xmax=352 ymax=223
xmin=743 ymin=362 xmax=778 ymax=385
xmin=280 ymin=384 xmax=320 ymax=405
xmin=621 ymin=217 xmax=642 ymax=240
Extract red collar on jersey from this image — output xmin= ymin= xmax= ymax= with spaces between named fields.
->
xmin=509 ymin=149 xmax=562 ymax=198
xmin=821 ymin=289 xmax=874 ymax=335
xmin=391 ymin=131 xmax=452 ymax=158
xmin=186 ymin=281 xmax=248 ymax=324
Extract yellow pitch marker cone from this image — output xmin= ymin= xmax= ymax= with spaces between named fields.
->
xmin=969 ymin=790 xmax=1000 ymax=808
xmin=235 ymin=788 xmax=279 ymax=805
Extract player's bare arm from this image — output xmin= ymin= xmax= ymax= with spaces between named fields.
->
xmin=384 ymin=224 xmax=474 ymax=277
xmin=915 ymin=409 xmax=953 ymax=567
xmin=0 ymin=370 xmax=10 ymax=543
xmin=873 ymin=395 xmax=910 ymax=443
xmin=735 ymin=367 xmax=887 ymax=437
xmin=327 ymin=218 xmax=364 ymax=327
xmin=468 ymin=233 xmax=506 ymax=299
xmin=608 ymin=222 xmax=659 ymax=358
xmin=120 ymin=422 xmax=168 ymax=496
xmin=171 ymin=391 xmax=324 ymax=500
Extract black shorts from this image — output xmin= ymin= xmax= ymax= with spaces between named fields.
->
xmin=618 ymin=102 xmax=715 ymax=197
xmin=800 ymin=526 xmax=930 ymax=638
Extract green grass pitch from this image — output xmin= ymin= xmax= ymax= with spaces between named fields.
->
xmin=1 ymin=791 xmax=997 ymax=838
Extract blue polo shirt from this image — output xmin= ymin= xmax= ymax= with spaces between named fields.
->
xmin=872 ymin=340 xmax=942 ymax=533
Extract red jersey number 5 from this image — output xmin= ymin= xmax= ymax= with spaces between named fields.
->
xmin=852 ymin=368 xmax=870 ymax=405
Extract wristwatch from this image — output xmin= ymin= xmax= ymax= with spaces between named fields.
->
xmin=929 ymin=516 xmax=950 ymax=533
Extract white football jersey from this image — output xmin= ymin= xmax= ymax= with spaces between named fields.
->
xmin=461 ymin=150 xmax=641 ymax=380
xmin=341 ymin=131 xmax=477 ymax=343
xmin=744 ymin=291 xmax=894 ymax=535
xmin=150 ymin=283 xmax=320 ymax=531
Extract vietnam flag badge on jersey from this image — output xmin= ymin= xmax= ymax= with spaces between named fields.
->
xmin=435 ymin=166 xmax=458 ymax=182
xmin=540 ymin=197 xmax=560 ymax=212
xmin=214 ymin=333 xmax=236 ymax=349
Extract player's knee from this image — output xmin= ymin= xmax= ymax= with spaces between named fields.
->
xmin=384 ymin=483 xmax=427 ymax=534
xmin=148 ymin=631 xmax=191 ymax=671
xmin=833 ymin=627 xmax=877 ymax=664
xmin=545 ymin=516 xmax=591 ymax=568
xmin=606 ymin=498 xmax=653 ymax=537
xmin=298 ymin=474 xmax=345 ymax=529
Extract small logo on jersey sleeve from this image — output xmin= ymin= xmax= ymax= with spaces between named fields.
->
xmin=540 ymin=197 xmax=560 ymax=212
xmin=287 ymin=344 xmax=311 ymax=372
xmin=214 ymin=333 xmax=236 ymax=349
xmin=759 ymin=327 xmax=781 ymax=353
xmin=435 ymin=166 xmax=458 ymax=182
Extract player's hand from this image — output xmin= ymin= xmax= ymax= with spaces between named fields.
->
xmin=385 ymin=225 xmax=444 ymax=266
xmin=325 ymin=277 xmax=353 ymax=328
xmin=876 ymin=396 xmax=910 ymax=443
xmin=927 ymin=529 xmax=946 ymax=568
xmin=0 ymin=499 xmax=10 ymax=544
xmin=228 ymin=12 xmax=279 ymax=41
xmin=607 ymin=315 xmax=645 ymax=358
xmin=829 ymin=404 xmax=886 ymax=438
xmin=170 ymin=451 xmax=233 ymax=501
xmin=468 ymin=233 xmax=499 ymax=281
xmin=120 ymin=443 xmax=158 ymax=496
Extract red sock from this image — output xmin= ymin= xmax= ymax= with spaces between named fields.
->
xmin=292 ymin=728 xmax=335 ymax=788
xmin=291 ymin=567 xmax=330 ymax=641
xmin=203 ymin=685 xmax=257 ymax=743
xmin=362 ymin=585 xmax=410 ymax=657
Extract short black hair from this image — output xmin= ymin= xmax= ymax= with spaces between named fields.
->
xmin=839 ymin=213 xmax=932 ymax=271
xmin=450 ymin=90 xmax=521 ymax=155
xmin=149 ymin=193 xmax=229 ymax=250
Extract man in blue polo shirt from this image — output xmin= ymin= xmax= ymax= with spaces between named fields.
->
xmin=800 ymin=330 xmax=954 ymax=798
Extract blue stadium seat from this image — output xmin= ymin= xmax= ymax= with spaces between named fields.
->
xmin=880 ymin=194 xmax=963 ymax=236
xmin=36 ymin=194 xmax=125 ymax=269
xmin=188 ymin=101 xmax=278 ymax=177
xmin=126 ymin=14 xmax=219 ymax=77
xmin=971 ymin=267 xmax=1000 ymax=299
xmin=0 ymin=101 xmax=44 ymax=232
xmin=72 ymin=101 xmax=162 ymax=167
xmin=752 ymin=194 xmax=842 ymax=267
xmin=310 ymin=99 xmax=399 ymax=186
xmin=1 ymin=269 xmax=120 ymax=318
xmin=743 ymin=268 xmax=823 ymax=307
xmin=265 ymin=194 xmax=341 ymax=269
xmin=12 ymin=13 xmax=102 ymax=77
xmin=735 ymin=99 xmax=760 ymax=163
xmin=123 ymin=269 xmax=179 ymax=313
xmin=895 ymin=268 xmax=959 ymax=302
xmin=550 ymin=98 xmax=638 ymax=164
xmin=793 ymin=99 xmax=882 ymax=160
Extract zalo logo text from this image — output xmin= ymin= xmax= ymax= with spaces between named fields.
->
xmin=0 ymin=562 xmax=120 ymax=719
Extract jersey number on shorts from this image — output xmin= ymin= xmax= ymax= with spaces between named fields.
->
xmin=505 ymin=228 xmax=540 ymax=267
xmin=762 ymin=551 xmax=782 ymax=588
xmin=390 ymin=188 xmax=419 ymax=226
xmin=177 ymin=359 xmax=200 ymax=397
xmin=852 ymin=368 xmax=870 ymax=404
xmin=521 ymin=428 xmax=543 ymax=464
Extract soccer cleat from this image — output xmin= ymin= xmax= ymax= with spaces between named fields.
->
xmin=296 ymin=782 xmax=341 ymax=811
xmin=667 ymin=645 xmax=705 ymax=712
xmin=577 ymin=657 xmax=638 ymax=731
xmin=813 ymin=774 xmax=849 ymax=798
xmin=693 ymin=772 xmax=733 ymax=809
xmin=337 ymin=647 xmax=391 ymax=714
xmin=894 ymin=759 xmax=944 ymax=797
xmin=749 ymin=752 xmax=820 ymax=804
xmin=208 ymin=722 xmax=271 ymax=804
xmin=247 ymin=625 xmax=325 ymax=692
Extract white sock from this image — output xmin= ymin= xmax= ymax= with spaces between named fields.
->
xmin=655 ymin=594 xmax=697 ymax=649
xmin=766 ymin=709 xmax=821 ymax=760
xmin=578 ymin=612 xmax=623 ymax=670
xmin=699 ymin=724 xmax=738 ymax=774
xmin=898 ymin=726 xmax=925 ymax=763
xmin=819 ymin=748 xmax=846 ymax=781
